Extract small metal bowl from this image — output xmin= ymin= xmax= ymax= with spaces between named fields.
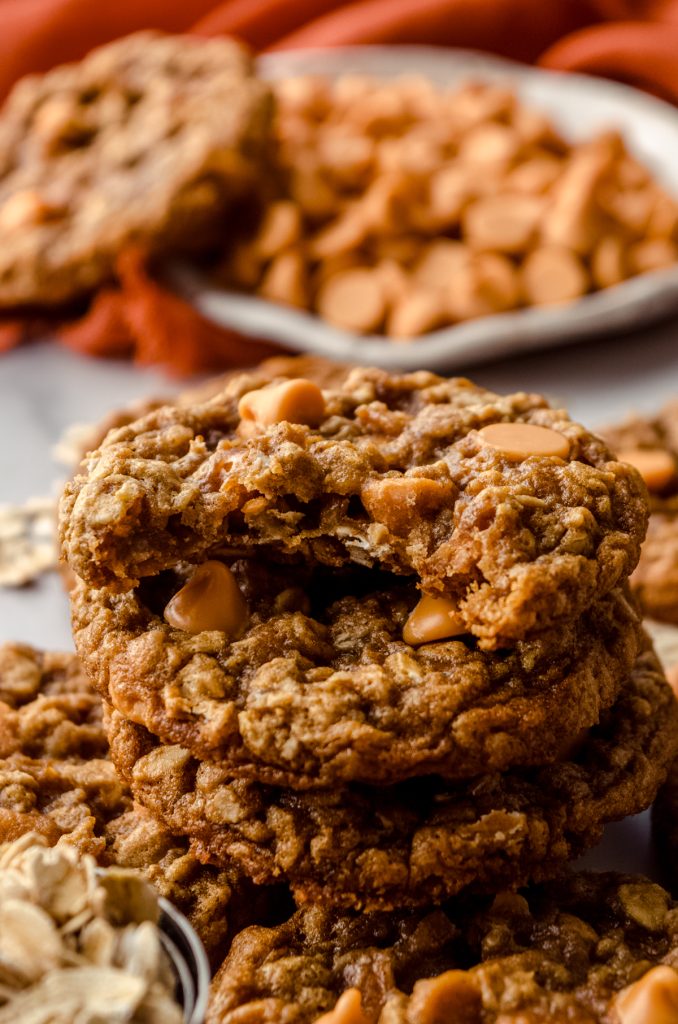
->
xmin=159 ymin=897 xmax=211 ymax=1024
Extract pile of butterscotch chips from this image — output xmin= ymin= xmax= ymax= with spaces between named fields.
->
xmin=220 ymin=75 xmax=678 ymax=337
xmin=43 ymin=357 xmax=678 ymax=1022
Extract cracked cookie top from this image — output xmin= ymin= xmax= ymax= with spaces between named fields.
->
xmin=60 ymin=367 xmax=648 ymax=650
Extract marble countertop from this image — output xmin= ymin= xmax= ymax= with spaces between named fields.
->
xmin=2 ymin=322 xmax=678 ymax=876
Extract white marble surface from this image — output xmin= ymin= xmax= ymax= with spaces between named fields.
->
xmin=2 ymin=325 xmax=678 ymax=876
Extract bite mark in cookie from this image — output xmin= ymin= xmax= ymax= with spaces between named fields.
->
xmin=71 ymin=562 xmax=642 ymax=787
xmin=60 ymin=367 xmax=649 ymax=649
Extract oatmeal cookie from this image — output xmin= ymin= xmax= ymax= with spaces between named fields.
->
xmin=107 ymin=644 xmax=678 ymax=911
xmin=604 ymin=400 xmax=678 ymax=624
xmin=60 ymin=367 xmax=648 ymax=649
xmin=0 ymin=31 xmax=271 ymax=307
xmin=0 ymin=642 xmax=276 ymax=962
xmin=72 ymin=559 xmax=641 ymax=787
xmin=207 ymin=870 xmax=678 ymax=1024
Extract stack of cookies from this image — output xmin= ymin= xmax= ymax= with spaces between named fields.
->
xmin=58 ymin=362 xmax=678 ymax=922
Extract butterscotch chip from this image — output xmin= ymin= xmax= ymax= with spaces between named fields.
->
xmin=473 ymin=253 xmax=520 ymax=310
xmin=253 ymin=200 xmax=302 ymax=260
xmin=413 ymin=240 xmax=470 ymax=290
xmin=316 ymin=268 xmax=385 ymax=333
xmin=403 ymin=594 xmax=465 ymax=645
xmin=479 ymin=422 xmax=570 ymax=460
xmin=290 ymin=168 xmax=337 ymax=220
xmin=603 ymin=402 xmax=678 ymax=625
xmin=591 ymin=235 xmax=627 ymax=290
xmin=457 ymin=122 xmax=521 ymax=167
xmin=408 ymin=971 xmax=481 ymax=1024
xmin=507 ymin=154 xmax=562 ymax=194
xmin=629 ymin=238 xmax=678 ymax=274
xmin=648 ymin=192 xmax=678 ymax=239
xmin=614 ymin=966 xmax=678 ymax=1024
xmin=374 ymin=259 xmax=410 ymax=302
xmin=239 ymin=377 xmax=326 ymax=428
xmin=387 ymin=288 xmax=445 ymax=338
xmin=163 ymin=560 xmax=248 ymax=636
xmin=259 ymin=249 xmax=308 ymax=307
xmin=207 ymin=867 xmax=678 ymax=1024
xmin=313 ymin=989 xmax=370 ymax=1024
xmin=0 ymin=189 xmax=53 ymax=231
xmin=463 ymin=194 xmax=544 ymax=253
xmin=616 ymin=448 xmax=676 ymax=493
xmin=107 ymin=641 xmax=677 ymax=910
xmin=309 ymin=212 xmax=368 ymax=260
xmin=521 ymin=246 xmax=589 ymax=305
xmin=540 ymin=137 xmax=619 ymax=254
xmin=600 ymin=186 xmax=655 ymax=236
xmin=428 ymin=165 xmax=477 ymax=227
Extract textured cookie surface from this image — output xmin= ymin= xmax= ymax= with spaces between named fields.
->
xmin=72 ymin=560 xmax=641 ymax=786
xmin=60 ymin=367 xmax=648 ymax=649
xmin=0 ymin=31 xmax=271 ymax=307
xmin=0 ymin=642 xmax=274 ymax=962
xmin=107 ymin=644 xmax=678 ymax=911
xmin=604 ymin=400 xmax=678 ymax=624
xmin=207 ymin=870 xmax=678 ymax=1024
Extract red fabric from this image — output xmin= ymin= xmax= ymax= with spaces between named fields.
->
xmin=1 ymin=0 xmax=677 ymax=374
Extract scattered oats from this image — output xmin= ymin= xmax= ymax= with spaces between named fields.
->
xmin=52 ymin=422 xmax=100 ymax=468
xmin=0 ymin=497 xmax=58 ymax=586
xmin=0 ymin=835 xmax=184 ymax=1023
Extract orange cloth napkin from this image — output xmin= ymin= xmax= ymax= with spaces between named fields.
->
xmin=1 ymin=0 xmax=677 ymax=374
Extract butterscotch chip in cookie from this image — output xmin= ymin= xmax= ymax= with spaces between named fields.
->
xmin=521 ymin=246 xmax=589 ymax=306
xmin=238 ymin=378 xmax=326 ymax=428
xmin=316 ymin=270 xmax=386 ymax=333
xmin=73 ymin=551 xmax=644 ymax=788
xmin=314 ymin=989 xmax=370 ymax=1024
xmin=402 ymin=594 xmax=465 ymax=644
xmin=614 ymin=965 xmax=678 ymax=1024
xmin=60 ymin=367 xmax=649 ymax=650
xmin=207 ymin=868 xmax=678 ymax=1024
xmin=0 ymin=642 xmax=274 ymax=964
xmin=106 ymin=639 xmax=678 ymax=910
xmin=164 ymin=560 xmax=249 ymax=637
xmin=0 ymin=31 xmax=271 ymax=308
xmin=478 ymin=422 xmax=570 ymax=460
xmin=604 ymin=401 xmax=678 ymax=624
xmin=617 ymin=448 xmax=676 ymax=493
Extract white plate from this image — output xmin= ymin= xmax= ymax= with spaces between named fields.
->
xmin=173 ymin=45 xmax=678 ymax=371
